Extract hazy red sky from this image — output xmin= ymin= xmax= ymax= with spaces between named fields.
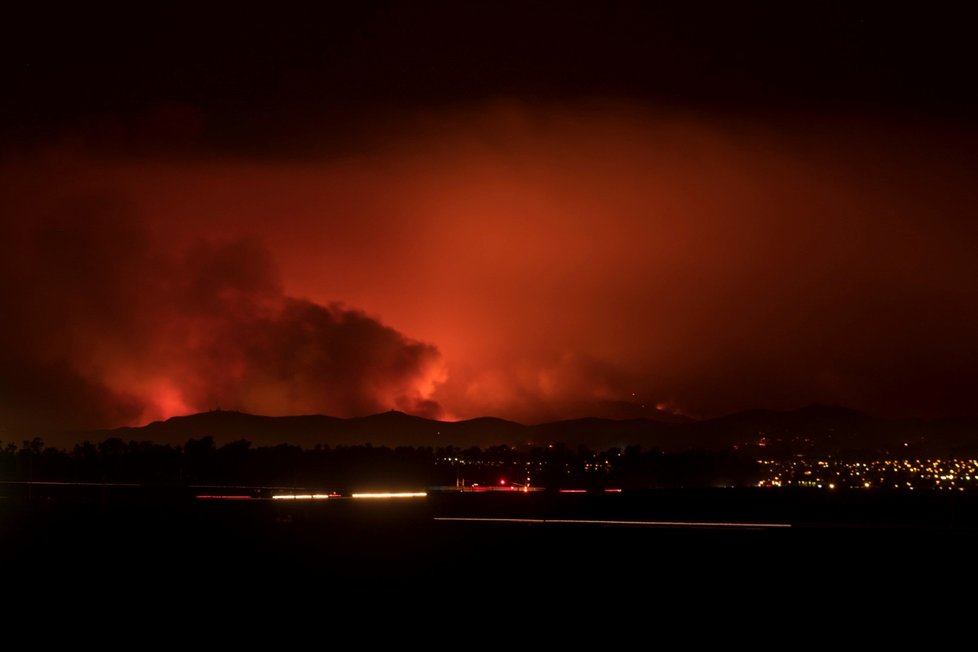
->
xmin=3 ymin=102 xmax=978 ymax=432
xmin=3 ymin=5 xmax=978 ymax=434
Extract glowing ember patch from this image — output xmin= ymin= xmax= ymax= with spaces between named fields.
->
xmin=144 ymin=383 xmax=192 ymax=422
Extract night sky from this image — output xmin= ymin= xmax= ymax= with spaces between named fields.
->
xmin=2 ymin=3 xmax=977 ymax=435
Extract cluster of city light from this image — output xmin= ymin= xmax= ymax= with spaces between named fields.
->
xmin=757 ymin=458 xmax=978 ymax=490
xmin=437 ymin=458 xmax=547 ymax=468
xmin=583 ymin=462 xmax=613 ymax=471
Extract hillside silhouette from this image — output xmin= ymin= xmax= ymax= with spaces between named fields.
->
xmin=66 ymin=405 xmax=978 ymax=454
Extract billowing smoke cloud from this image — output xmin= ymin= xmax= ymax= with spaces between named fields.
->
xmin=0 ymin=191 xmax=444 ymax=437
xmin=3 ymin=101 xmax=978 ymax=434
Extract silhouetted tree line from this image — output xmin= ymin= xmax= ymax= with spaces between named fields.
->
xmin=0 ymin=437 xmax=761 ymax=489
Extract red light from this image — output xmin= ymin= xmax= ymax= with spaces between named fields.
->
xmin=500 ymin=479 xmax=506 ymax=485
xmin=559 ymin=489 xmax=587 ymax=493
xmin=604 ymin=488 xmax=623 ymax=493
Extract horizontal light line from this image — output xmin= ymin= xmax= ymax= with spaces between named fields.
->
xmin=351 ymin=492 xmax=427 ymax=499
xmin=0 ymin=480 xmax=141 ymax=487
xmin=434 ymin=517 xmax=791 ymax=529
xmin=546 ymin=519 xmax=791 ymax=528
xmin=190 ymin=484 xmax=300 ymax=490
xmin=196 ymin=495 xmax=253 ymax=500
xmin=433 ymin=517 xmax=546 ymax=523
xmin=271 ymin=494 xmax=336 ymax=500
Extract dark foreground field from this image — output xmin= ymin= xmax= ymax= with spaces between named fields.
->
xmin=5 ymin=487 xmax=978 ymax=606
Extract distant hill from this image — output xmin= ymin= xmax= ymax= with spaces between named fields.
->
xmin=66 ymin=404 xmax=978 ymax=454
xmin=77 ymin=410 xmax=527 ymax=449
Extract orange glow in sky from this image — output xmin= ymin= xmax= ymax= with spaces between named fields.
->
xmin=2 ymin=103 xmax=978 ymax=433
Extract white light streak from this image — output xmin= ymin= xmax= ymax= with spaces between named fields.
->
xmin=433 ymin=517 xmax=790 ymax=528
xmin=272 ymin=494 xmax=335 ymax=500
xmin=351 ymin=492 xmax=427 ymax=499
